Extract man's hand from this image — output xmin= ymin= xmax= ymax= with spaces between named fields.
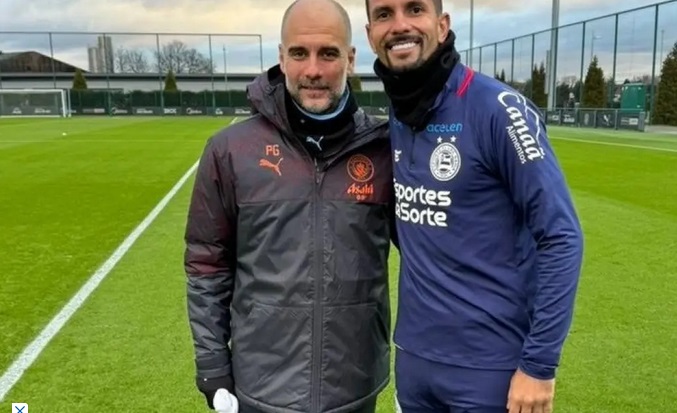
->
xmin=213 ymin=388 xmax=239 ymax=413
xmin=506 ymin=369 xmax=555 ymax=413
xmin=196 ymin=375 xmax=235 ymax=411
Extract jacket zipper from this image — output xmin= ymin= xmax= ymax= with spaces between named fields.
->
xmin=408 ymin=125 xmax=420 ymax=169
xmin=311 ymin=156 xmax=323 ymax=413
xmin=294 ymin=129 xmax=378 ymax=412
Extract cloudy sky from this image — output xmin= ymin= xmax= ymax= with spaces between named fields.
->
xmin=0 ymin=0 xmax=674 ymax=81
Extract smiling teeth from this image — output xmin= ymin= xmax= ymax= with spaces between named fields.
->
xmin=391 ymin=42 xmax=416 ymax=50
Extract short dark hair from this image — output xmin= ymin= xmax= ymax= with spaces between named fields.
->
xmin=365 ymin=0 xmax=443 ymax=20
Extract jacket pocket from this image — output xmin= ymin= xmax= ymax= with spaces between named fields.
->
xmin=327 ymin=201 xmax=390 ymax=282
xmin=320 ymin=302 xmax=391 ymax=411
xmin=231 ymin=303 xmax=312 ymax=410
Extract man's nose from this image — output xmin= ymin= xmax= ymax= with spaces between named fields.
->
xmin=303 ymin=57 xmax=322 ymax=79
xmin=391 ymin=11 xmax=413 ymax=33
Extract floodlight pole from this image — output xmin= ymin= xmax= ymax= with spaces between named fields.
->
xmin=222 ymin=45 xmax=228 ymax=91
xmin=547 ymin=0 xmax=559 ymax=110
xmin=469 ymin=0 xmax=474 ymax=67
xmin=659 ymin=29 xmax=665 ymax=64
xmin=590 ymin=31 xmax=602 ymax=62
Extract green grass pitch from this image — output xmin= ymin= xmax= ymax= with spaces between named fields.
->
xmin=0 ymin=116 xmax=675 ymax=412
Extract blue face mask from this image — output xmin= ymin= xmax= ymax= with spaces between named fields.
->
xmin=292 ymin=87 xmax=350 ymax=121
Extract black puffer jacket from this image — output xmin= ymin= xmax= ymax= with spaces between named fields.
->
xmin=184 ymin=66 xmax=394 ymax=413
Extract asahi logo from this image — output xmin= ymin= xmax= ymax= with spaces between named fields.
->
xmin=347 ymin=183 xmax=373 ymax=201
xmin=497 ymin=90 xmax=545 ymax=164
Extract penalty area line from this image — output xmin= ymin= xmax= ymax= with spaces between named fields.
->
xmin=0 ymin=116 xmax=239 ymax=402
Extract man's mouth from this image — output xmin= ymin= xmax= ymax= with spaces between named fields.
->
xmin=387 ymin=38 xmax=421 ymax=51
xmin=300 ymin=86 xmax=329 ymax=97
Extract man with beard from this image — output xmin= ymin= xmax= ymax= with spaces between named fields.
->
xmin=184 ymin=0 xmax=395 ymax=412
xmin=364 ymin=1 xmax=584 ymax=413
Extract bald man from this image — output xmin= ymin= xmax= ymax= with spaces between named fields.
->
xmin=184 ymin=0 xmax=395 ymax=412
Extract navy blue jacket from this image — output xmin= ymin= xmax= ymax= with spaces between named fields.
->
xmin=390 ymin=63 xmax=584 ymax=380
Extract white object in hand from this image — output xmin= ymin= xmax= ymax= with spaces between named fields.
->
xmin=213 ymin=388 xmax=239 ymax=413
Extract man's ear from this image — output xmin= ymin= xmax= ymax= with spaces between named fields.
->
xmin=278 ymin=43 xmax=285 ymax=73
xmin=365 ymin=23 xmax=377 ymax=53
xmin=438 ymin=12 xmax=451 ymax=43
xmin=348 ymin=46 xmax=356 ymax=75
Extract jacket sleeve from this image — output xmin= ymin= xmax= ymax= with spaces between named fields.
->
xmin=184 ymin=135 xmax=237 ymax=382
xmin=380 ymin=122 xmax=399 ymax=250
xmin=246 ymin=85 xmax=259 ymax=116
xmin=488 ymin=91 xmax=584 ymax=380
xmin=389 ymin=189 xmax=400 ymax=250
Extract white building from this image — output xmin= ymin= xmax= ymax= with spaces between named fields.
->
xmin=87 ymin=36 xmax=114 ymax=73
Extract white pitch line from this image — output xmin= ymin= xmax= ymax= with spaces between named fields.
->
xmin=552 ymin=136 xmax=677 ymax=153
xmin=0 ymin=117 xmax=239 ymax=402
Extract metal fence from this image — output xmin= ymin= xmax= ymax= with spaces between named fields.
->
xmin=0 ymin=2 xmax=674 ymax=119
xmin=458 ymin=0 xmax=676 ymax=114
xmin=64 ymin=89 xmax=391 ymax=114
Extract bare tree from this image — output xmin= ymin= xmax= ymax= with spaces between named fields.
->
xmin=154 ymin=40 xmax=213 ymax=74
xmin=115 ymin=47 xmax=150 ymax=73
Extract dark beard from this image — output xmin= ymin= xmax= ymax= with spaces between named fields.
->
xmin=373 ymin=30 xmax=460 ymax=130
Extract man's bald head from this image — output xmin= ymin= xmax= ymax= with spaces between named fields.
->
xmin=281 ymin=0 xmax=353 ymax=45
xmin=277 ymin=0 xmax=356 ymax=114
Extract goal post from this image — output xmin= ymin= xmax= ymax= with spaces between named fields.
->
xmin=0 ymin=89 xmax=70 ymax=117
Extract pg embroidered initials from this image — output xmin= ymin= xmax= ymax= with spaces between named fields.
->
xmin=265 ymin=145 xmax=280 ymax=157
xmin=261 ymin=144 xmax=283 ymax=176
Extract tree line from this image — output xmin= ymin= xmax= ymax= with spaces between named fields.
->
xmin=101 ymin=40 xmax=215 ymax=74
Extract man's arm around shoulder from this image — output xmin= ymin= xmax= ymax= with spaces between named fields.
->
xmin=373 ymin=120 xmax=400 ymax=250
xmin=185 ymin=134 xmax=238 ymax=409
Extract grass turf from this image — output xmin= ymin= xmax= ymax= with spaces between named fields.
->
xmin=0 ymin=117 xmax=675 ymax=412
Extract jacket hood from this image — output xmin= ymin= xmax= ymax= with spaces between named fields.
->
xmin=246 ymin=64 xmax=387 ymax=141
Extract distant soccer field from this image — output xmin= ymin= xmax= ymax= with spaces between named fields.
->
xmin=0 ymin=117 xmax=675 ymax=412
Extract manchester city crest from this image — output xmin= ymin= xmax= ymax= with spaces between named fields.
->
xmin=429 ymin=136 xmax=461 ymax=181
